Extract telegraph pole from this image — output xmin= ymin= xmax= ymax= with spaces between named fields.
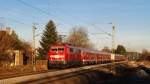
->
xmin=32 ymin=23 xmax=36 ymax=71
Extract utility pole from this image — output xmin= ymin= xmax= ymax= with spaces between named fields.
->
xmin=91 ymin=23 xmax=116 ymax=72
xmin=110 ymin=22 xmax=116 ymax=73
xmin=58 ymin=34 xmax=67 ymax=43
xmin=32 ymin=23 xmax=37 ymax=71
xmin=112 ymin=23 xmax=116 ymax=53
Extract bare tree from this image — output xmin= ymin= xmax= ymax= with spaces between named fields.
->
xmin=0 ymin=31 xmax=16 ymax=52
xmin=0 ymin=30 xmax=32 ymax=65
xmin=141 ymin=49 xmax=150 ymax=60
xmin=0 ymin=30 xmax=28 ymax=51
xmin=67 ymin=27 xmax=93 ymax=48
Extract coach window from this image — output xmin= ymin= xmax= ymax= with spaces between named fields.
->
xmin=77 ymin=49 xmax=81 ymax=53
xmin=70 ymin=48 xmax=74 ymax=53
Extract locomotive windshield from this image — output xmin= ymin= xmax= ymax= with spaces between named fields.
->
xmin=52 ymin=48 xmax=57 ymax=52
xmin=51 ymin=47 xmax=64 ymax=52
xmin=58 ymin=48 xmax=64 ymax=52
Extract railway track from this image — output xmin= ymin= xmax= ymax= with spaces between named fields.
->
xmin=0 ymin=61 xmax=127 ymax=84
xmin=0 ymin=69 xmax=58 ymax=80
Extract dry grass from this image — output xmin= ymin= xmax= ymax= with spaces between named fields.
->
xmin=138 ymin=61 xmax=150 ymax=68
xmin=0 ymin=60 xmax=48 ymax=77
xmin=0 ymin=65 xmax=33 ymax=76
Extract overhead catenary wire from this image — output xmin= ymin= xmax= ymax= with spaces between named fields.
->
xmin=0 ymin=16 xmax=31 ymax=27
xmin=17 ymin=0 xmax=111 ymax=36
xmin=19 ymin=0 xmax=91 ymax=28
xmin=0 ymin=5 xmax=33 ymax=27
xmin=17 ymin=0 xmax=68 ymax=25
xmin=17 ymin=0 xmax=53 ymax=16
xmin=91 ymin=24 xmax=112 ymax=36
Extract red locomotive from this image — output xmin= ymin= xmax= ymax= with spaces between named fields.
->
xmin=48 ymin=44 xmax=126 ymax=68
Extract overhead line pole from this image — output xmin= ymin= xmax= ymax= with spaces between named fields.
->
xmin=110 ymin=22 xmax=116 ymax=73
xmin=93 ymin=23 xmax=116 ymax=72
xmin=32 ymin=23 xmax=37 ymax=71
xmin=112 ymin=23 xmax=116 ymax=53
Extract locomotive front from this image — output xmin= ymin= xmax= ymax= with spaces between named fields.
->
xmin=48 ymin=45 xmax=67 ymax=67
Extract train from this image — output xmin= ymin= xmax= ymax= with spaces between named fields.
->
xmin=47 ymin=44 xmax=126 ymax=68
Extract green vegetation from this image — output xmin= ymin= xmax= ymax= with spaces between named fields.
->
xmin=115 ymin=45 xmax=127 ymax=55
xmin=101 ymin=46 xmax=111 ymax=53
xmin=38 ymin=20 xmax=58 ymax=59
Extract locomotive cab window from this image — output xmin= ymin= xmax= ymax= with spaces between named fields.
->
xmin=58 ymin=48 xmax=64 ymax=52
xmin=51 ymin=48 xmax=57 ymax=52
xmin=51 ymin=48 xmax=64 ymax=52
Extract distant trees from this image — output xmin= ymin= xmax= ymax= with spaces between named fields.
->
xmin=141 ymin=49 xmax=150 ymax=60
xmin=38 ymin=20 xmax=58 ymax=59
xmin=115 ymin=45 xmax=127 ymax=55
xmin=101 ymin=45 xmax=127 ymax=55
xmin=101 ymin=46 xmax=111 ymax=53
xmin=67 ymin=27 xmax=93 ymax=48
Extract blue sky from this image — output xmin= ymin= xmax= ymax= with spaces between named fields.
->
xmin=0 ymin=0 xmax=150 ymax=52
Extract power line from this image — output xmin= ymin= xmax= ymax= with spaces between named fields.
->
xmin=17 ymin=0 xmax=67 ymax=25
xmin=3 ymin=17 xmax=31 ymax=27
xmin=17 ymin=0 xmax=54 ymax=17
xmin=47 ymin=4 xmax=90 ymax=25
xmin=0 ymin=2 xmax=61 ymax=27
xmin=18 ymin=0 xmax=90 ymax=27
xmin=2 ymin=5 xmax=39 ymax=20
xmin=91 ymin=24 xmax=112 ymax=36
xmin=0 ymin=5 xmax=33 ymax=27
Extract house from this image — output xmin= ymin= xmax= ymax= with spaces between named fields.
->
xmin=0 ymin=28 xmax=32 ymax=67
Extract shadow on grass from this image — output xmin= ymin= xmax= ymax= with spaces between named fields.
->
xmin=102 ymin=64 xmax=150 ymax=84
